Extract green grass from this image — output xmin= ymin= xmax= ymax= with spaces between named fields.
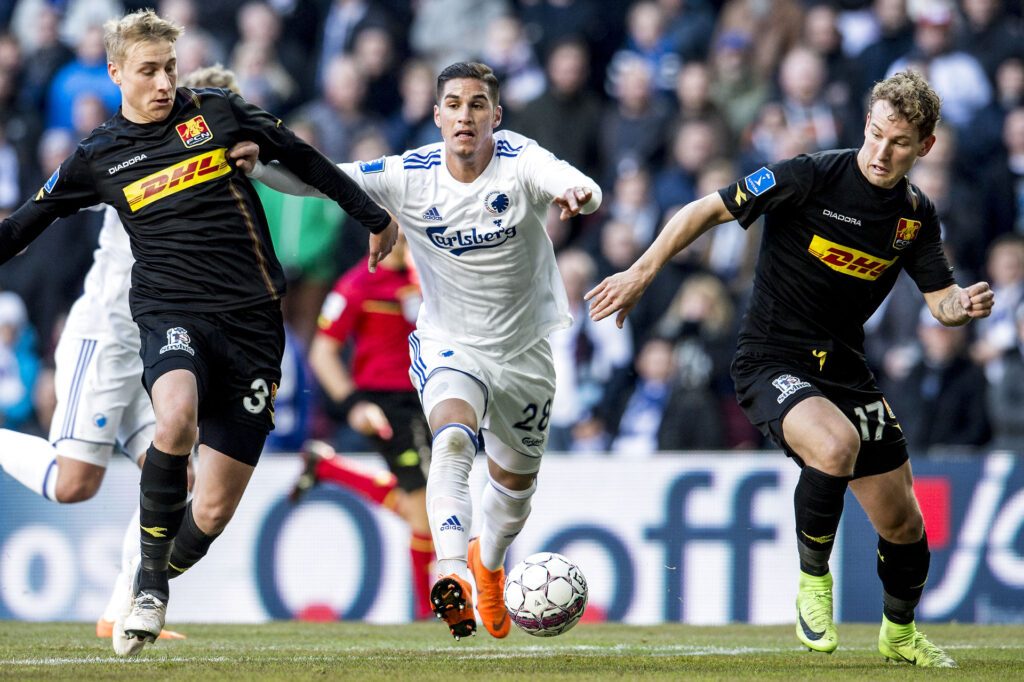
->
xmin=1 ymin=622 xmax=1023 ymax=681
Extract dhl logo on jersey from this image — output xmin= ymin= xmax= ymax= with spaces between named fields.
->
xmin=893 ymin=218 xmax=921 ymax=250
xmin=807 ymin=235 xmax=897 ymax=281
xmin=123 ymin=148 xmax=231 ymax=212
xmin=176 ymin=115 xmax=213 ymax=148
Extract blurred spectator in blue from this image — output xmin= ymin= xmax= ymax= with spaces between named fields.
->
xmin=384 ymin=59 xmax=441 ymax=153
xmin=481 ymin=14 xmax=545 ymax=112
xmin=802 ymin=2 xmax=864 ymax=145
xmin=670 ymin=61 xmax=733 ymax=157
xmin=970 ymin=234 xmax=1024 ymax=383
xmin=351 ymin=25 xmax=402 ymax=117
xmin=657 ymin=0 xmax=715 ymax=63
xmin=549 ymin=249 xmax=633 ymax=452
xmin=44 ymin=22 xmax=120 ymax=131
xmin=0 ymin=291 xmax=39 ymax=431
xmin=955 ymin=0 xmax=1024 ymax=85
xmin=69 ymin=92 xmax=110 ymax=142
xmin=986 ymin=301 xmax=1024 ymax=453
xmin=292 ymin=54 xmax=381 ymax=162
xmin=715 ymin=0 xmax=804 ymax=81
xmin=882 ymin=305 xmax=991 ymax=452
xmin=514 ymin=38 xmax=603 ymax=180
xmin=962 ymin=57 xmax=1024 ymax=175
xmin=886 ymin=1 xmax=991 ymax=131
xmin=316 ymin=0 xmax=399 ymax=87
xmin=856 ymin=0 xmax=915 ymax=95
xmin=606 ymin=0 xmax=683 ymax=98
xmin=228 ymin=1 xmax=300 ymax=114
xmin=708 ymin=30 xmax=770 ymax=141
xmin=983 ymin=105 xmax=1024 ymax=237
xmin=409 ymin=0 xmax=509 ymax=71
xmin=600 ymin=56 xmax=671 ymax=184
xmin=653 ymin=119 xmax=720 ymax=216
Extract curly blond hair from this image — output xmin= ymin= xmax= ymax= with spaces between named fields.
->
xmin=869 ymin=70 xmax=942 ymax=140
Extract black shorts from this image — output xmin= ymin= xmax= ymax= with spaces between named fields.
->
xmin=730 ymin=344 xmax=908 ymax=479
xmin=354 ymin=390 xmax=429 ymax=492
xmin=137 ymin=303 xmax=285 ymax=466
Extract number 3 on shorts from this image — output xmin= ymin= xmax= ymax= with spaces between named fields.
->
xmin=243 ymin=378 xmax=273 ymax=414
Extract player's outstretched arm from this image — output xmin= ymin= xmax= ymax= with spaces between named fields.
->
xmin=553 ymin=186 xmax=599 ymax=220
xmin=923 ymin=281 xmax=995 ymax=326
xmin=586 ymin=192 xmax=733 ymax=329
xmin=368 ymin=217 xmax=399 ymax=273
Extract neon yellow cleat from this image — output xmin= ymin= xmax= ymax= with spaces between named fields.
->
xmin=878 ymin=615 xmax=958 ymax=667
xmin=795 ymin=571 xmax=838 ymax=653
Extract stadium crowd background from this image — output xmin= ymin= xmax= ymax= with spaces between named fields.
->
xmin=0 ymin=0 xmax=1021 ymax=458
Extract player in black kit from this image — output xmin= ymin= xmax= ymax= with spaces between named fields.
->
xmin=587 ymin=71 xmax=993 ymax=667
xmin=0 ymin=10 xmax=398 ymax=657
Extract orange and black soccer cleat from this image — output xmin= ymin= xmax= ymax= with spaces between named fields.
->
xmin=468 ymin=537 xmax=510 ymax=638
xmin=430 ymin=574 xmax=476 ymax=640
xmin=96 ymin=617 xmax=186 ymax=640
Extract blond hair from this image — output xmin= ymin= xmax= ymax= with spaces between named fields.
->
xmin=182 ymin=64 xmax=241 ymax=95
xmin=869 ymin=70 xmax=942 ymax=140
xmin=104 ymin=9 xmax=183 ymax=65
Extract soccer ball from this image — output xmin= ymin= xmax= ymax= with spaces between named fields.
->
xmin=503 ymin=552 xmax=588 ymax=636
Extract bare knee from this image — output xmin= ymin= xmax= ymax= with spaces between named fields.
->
xmin=53 ymin=476 xmax=102 ymax=503
xmin=878 ymin=510 xmax=925 ymax=544
xmin=153 ymin=405 xmax=197 ymax=454
xmin=191 ymin=499 xmax=235 ymax=535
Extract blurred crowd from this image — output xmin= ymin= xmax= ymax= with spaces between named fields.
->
xmin=0 ymin=0 xmax=1021 ymax=456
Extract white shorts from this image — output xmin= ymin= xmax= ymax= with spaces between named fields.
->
xmin=49 ymin=292 xmax=154 ymax=467
xmin=409 ymin=329 xmax=555 ymax=474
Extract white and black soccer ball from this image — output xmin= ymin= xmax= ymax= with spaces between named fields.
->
xmin=503 ymin=552 xmax=588 ymax=637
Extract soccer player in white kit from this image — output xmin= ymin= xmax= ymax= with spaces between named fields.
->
xmin=250 ymin=62 xmax=602 ymax=639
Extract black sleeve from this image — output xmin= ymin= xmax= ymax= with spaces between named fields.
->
xmin=903 ymin=195 xmax=956 ymax=293
xmin=226 ymin=91 xmax=391 ymax=234
xmin=717 ymin=155 xmax=816 ymax=229
xmin=0 ymin=147 xmax=100 ymax=264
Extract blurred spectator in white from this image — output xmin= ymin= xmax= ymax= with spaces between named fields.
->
xmin=606 ymin=1 xmax=683 ymax=97
xmin=715 ymin=0 xmax=804 ymax=80
xmin=599 ymin=55 xmax=671 ymax=183
xmin=970 ymin=234 xmax=1024 ymax=382
xmin=11 ymin=0 xmax=121 ymax=50
xmin=882 ymin=305 xmax=991 ymax=451
xmin=856 ymin=0 xmax=915 ymax=95
xmin=671 ymin=61 xmax=733 ymax=157
xmin=709 ymin=30 xmax=770 ymax=140
xmin=351 ymin=25 xmax=402 ymax=117
xmin=384 ymin=59 xmax=441 ymax=152
xmin=548 ymin=249 xmax=632 ymax=452
xmin=0 ymin=291 xmax=39 ymax=431
xmin=409 ymin=0 xmax=509 ymax=72
xmin=886 ymin=1 xmax=991 ymax=130
xmin=44 ymin=22 xmax=120 ymax=131
xmin=481 ymin=15 xmax=545 ymax=112
xmin=955 ymin=0 xmax=1024 ymax=85
xmin=292 ymin=54 xmax=381 ymax=162
xmin=774 ymin=46 xmax=842 ymax=152
xmin=986 ymin=301 xmax=1024 ymax=453
xmin=229 ymin=1 xmax=300 ymax=113
xmin=515 ymin=38 xmax=603 ymax=180
xmin=173 ymin=31 xmax=222 ymax=80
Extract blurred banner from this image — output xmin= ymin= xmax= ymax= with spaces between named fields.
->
xmin=1 ymin=451 xmax=1022 ymax=624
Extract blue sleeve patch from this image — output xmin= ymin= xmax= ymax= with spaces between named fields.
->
xmin=359 ymin=157 xmax=386 ymax=174
xmin=744 ymin=167 xmax=775 ymax=196
xmin=44 ymin=168 xmax=60 ymax=193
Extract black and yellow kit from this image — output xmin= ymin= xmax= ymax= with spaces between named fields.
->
xmin=721 ymin=150 xmax=957 ymax=476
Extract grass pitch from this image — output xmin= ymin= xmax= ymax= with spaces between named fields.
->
xmin=1 ymin=621 xmax=1022 ymax=681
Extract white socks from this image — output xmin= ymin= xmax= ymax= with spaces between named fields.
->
xmin=426 ymin=424 xmax=477 ymax=580
xmin=0 ymin=429 xmax=58 ymax=500
xmin=480 ymin=477 xmax=535 ymax=571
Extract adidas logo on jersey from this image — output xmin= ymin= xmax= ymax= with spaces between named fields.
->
xmin=439 ymin=515 xmax=464 ymax=532
xmin=422 ymin=206 xmax=443 ymax=221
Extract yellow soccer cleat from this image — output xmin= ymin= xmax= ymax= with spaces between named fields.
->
xmin=795 ymin=571 xmax=838 ymax=653
xmin=878 ymin=615 xmax=958 ymax=667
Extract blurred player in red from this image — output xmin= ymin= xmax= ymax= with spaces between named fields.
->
xmin=290 ymin=231 xmax=435 ymax=620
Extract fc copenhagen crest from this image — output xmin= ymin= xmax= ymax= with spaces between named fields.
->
xmin=484 ymin=190 xmax=510 ymax=215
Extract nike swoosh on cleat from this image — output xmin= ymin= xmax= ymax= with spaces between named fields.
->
xmin=798 ymin=613 xmax=825 ymax=641
xmin=491 ymin=613 xmax=507 ymax=632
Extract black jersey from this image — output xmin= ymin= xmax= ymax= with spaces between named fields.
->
xmin=0 ymin=88 xmax=390 ymax=316
xmin=718 ymin=149 xmax=956 ymax=358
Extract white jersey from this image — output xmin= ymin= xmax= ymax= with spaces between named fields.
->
xmin=341 ymin=130 xmax=602 ymax=359
xmin=68 ymin=206 xmax=136 ymax=340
